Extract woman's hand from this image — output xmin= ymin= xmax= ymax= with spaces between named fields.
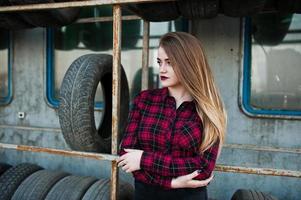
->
xmin=117 ymin=149 xmax=143 ymax=173
xmin=171 ymin=171 xmax=214 ymax=189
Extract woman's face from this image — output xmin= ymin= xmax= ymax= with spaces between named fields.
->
xmin=157 ymin=46 xmax=180 ymax=88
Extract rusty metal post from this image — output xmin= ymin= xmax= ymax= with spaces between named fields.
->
xmin=111 ymin=4 xmax=122 ymax=200
xmin=141 ymin=20 xmax=150 ymax=91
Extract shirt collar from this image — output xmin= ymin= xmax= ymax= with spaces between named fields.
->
xmin=160 ymin=87 xmax=196 ymax=108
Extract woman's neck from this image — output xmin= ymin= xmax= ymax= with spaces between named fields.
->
xmin=167 ymin=86 xmax=193 ymax=108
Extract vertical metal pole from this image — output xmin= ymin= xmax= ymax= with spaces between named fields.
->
xmin=111 ymin=4 xmax=122 ymax=200
xmin=141 ymin=20 xmax=150 ymax=91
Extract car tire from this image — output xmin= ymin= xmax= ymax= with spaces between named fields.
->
xmin=125 ymin=2 xmax=180 ymax=22
xmin=0 ymin=163 xmax=43 ymax=200
xmin=58 ymin=54 xmax=129 ymax=153
xmin=231 ymin=189 xmax=278 ymax=200
xmin=178 ymin=0 xmax=219 ymax=19
xmin=11 ymin=170 xmax=69 ymax=200
xmin=221 ymin=0 xmax=266 ymax=17
xmin=9 ymin=0 xmax=81 ymax=27
xmin=82 ymin=179 xmax=134 ymax=200
xmin=44 ymin=175 xmax=97 ymax=200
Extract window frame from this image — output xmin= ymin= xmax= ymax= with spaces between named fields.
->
xmin=0 ymin=31 xmax=13 ymax=106
xmin=46 ymin=28 xmax=104 ymax=109
xmin=240 ymin=17 xmax=301 ymax=119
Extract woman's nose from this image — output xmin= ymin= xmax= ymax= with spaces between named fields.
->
xmin=160 ymin=63 xmax=167 ymax=73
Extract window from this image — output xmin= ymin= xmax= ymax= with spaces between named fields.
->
xmin=242 ymin=14 xmax=301 ymax=117
xmin=0 ymin=30 xmax=12 ymax=105
xmin=46 ymin=6 xmax=188 ymax=108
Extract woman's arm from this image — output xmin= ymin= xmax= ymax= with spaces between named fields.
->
xmin=140 ymin=142 xmax=219 ymax=179
xmin=119 ymin=93 xmax=141 ymax=156
xmin=171 ymin=171 xmax=214 ymax=188
xmin=119 ymin=141 xmax=219 ymax=180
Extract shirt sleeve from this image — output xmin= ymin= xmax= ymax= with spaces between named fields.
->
xmin=140 ymin=141 xmax=219 ymax=180
xmin=119 ymin=93 xmax=141 ymax=156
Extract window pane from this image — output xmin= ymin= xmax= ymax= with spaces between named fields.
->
xmin=0 ymin=30 xmax=9 ymax=100
xmin=50 ymin=6 xmax=187 ymax=106
xmin=250 ymin=13 xmax=301 ymax=110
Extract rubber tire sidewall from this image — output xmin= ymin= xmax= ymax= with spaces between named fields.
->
xmin=58 ymin=54 xmax=129 ymax=153
xmin=8 ymin=0 xmax=81 ymax=27
xmin=125 ymin=2 xmax=180 ymax=22
xmin=221 ymin=0 xmax=266 ymax=17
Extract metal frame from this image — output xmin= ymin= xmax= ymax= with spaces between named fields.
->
xmin=0 ymin=1 xmax=300 ymax=200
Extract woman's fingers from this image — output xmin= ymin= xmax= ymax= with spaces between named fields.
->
xmin=186 ymin=175 xmax=214 ymax=188
xmin=122 ymin=164 xmax=130 ymax=171
xmin=187 ymin=180 xmax=208 ymax=188
xmin=117 ymin=160 xmax=127 ymax=167
xmin=185 ymin=170 xmax=200 ymax=180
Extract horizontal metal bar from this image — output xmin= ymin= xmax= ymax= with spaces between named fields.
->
xmin=215 ymin=164 xmax=301 ymax=178
xmin=223 ymin=143 xmax=301 ymax=154
xmin=2 ymin=143 xmax=299 ymax=178
xmin=0 ymin=124 xmax=61 ymax=132
xmin=76 ymin=15 xmax=140 ymax=24
xmin=0 ymin=0 xmax=175 ymax=12
xmin=0 ymin=143 xmax=118 ymax=161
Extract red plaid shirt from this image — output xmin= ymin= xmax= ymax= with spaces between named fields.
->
xmin=119 ymin=87 xmax=219 ymax=189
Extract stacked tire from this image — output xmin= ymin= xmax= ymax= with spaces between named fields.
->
xmin=232 ymin=189 xmax=278 ymax=200
xmin=252 ymin=13 xmax=293 ymax=46
xmin=0 ymin=0 xmax=81 ymax=29
xmin=0 ymin=0 xmax=33 ymax=30
xmin=125 ymin=0 xmax=266 ymax=21
xmin=0 ymin=163 xmax=134 ymax=200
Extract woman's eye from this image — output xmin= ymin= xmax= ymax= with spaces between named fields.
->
xmin=157 ymin=61 xmax=162 ymax=66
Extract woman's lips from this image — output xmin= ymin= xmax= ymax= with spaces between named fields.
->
xmin=160 ymin=76 xmax=168 ymax=81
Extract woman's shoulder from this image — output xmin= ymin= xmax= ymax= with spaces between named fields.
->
xmin=135 ymin=88 xmax=167 ymax=102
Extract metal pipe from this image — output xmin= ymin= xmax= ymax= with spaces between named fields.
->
xmin=1 ymin=143 xmax=300 ymax=178
xmin=215 ymin=165 xmax=301 ymax=178
xmin=0 ymin=142 xmax=118 ymax=160
xmin=111 ymin=3 xmax=121 ymax=161
xmin=0 ymin=0 xmax=176 ymax=12
xmin=0 ymin=124 xmax=61 ymax=132
xmin=111 ymin=160 xmax=119 ymax=200
xmin=223 ymin=143 xmax=301 ymax=154
xmin=111 ymin=4 xmax=122 ymax=200
xmin=141 ymin=20 xmax=150 ymax=91
xmin=76 ymin=15 xmax=141 ymax=24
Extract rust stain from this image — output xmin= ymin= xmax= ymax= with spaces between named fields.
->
xmin=17 ymin=145 xmax=101 ymax=160
xmin=111 ymin=160 xmax=119 ymax=200
xmin=15 ymin=145 xmax=118 ymax=161
xmin=0 ymin=0 xmax=176 ymax=13
xmin=215 ymin=165 xmax=301 ymax=178
xmin=111 ymin=4 xmax=121 ymax=156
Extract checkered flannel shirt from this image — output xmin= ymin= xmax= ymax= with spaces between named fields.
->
xmin=119 ymin=87 xmax=219 ymax=189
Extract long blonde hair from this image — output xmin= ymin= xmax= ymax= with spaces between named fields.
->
xmin=159 ymin=32 xmax=227 ymax=153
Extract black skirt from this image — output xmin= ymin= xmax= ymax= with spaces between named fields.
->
xmin=134 ymin=180 xmax=208 ymax=200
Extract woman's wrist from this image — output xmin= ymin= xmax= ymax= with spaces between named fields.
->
xmin=171 ymin=178 xmax=180 ymax=188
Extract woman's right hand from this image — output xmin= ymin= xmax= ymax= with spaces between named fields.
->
xmin=171 ymin=171 xmax=214 ymax=189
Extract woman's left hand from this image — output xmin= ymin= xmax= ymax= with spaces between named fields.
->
xmin=171 ymin=171 xmax=214 ymax=188
xmin=117 ymin=149 xmax=143 ymax=173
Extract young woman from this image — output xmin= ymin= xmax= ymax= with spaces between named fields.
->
xmin=117 ymin=32 xmax=227 ymax=200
